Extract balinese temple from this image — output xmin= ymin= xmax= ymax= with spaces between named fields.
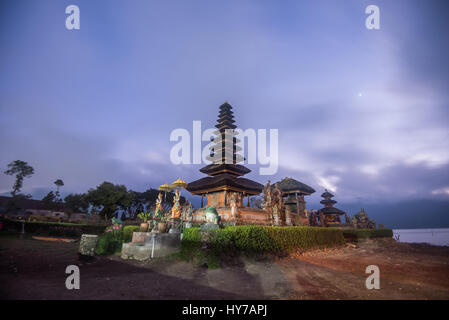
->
xmin=186 ymin=102 xmax=270 ymax=225
xmin=272 ymin=177 xmax=315 ymax=224
xmin=317 ymin=189 xmax=345 ymax=226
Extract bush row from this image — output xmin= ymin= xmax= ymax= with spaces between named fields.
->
xmin=95 ymin=225 xmax=140 ymax=256
xmin=122 ymin=225 xmax=141 ymax=243
xmin=180 ymin=226 xmax=345 ymax=267
xmin=342 ymin=228 xmax=393 ymax=240
xmin=95 ymin=231 xmax=123 ymax=255
xmin=2 ymin=218 xmax=107 ymax=237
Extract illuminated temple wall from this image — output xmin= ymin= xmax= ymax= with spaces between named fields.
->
xmin=191 ymin=207 xmax=272 ymax=225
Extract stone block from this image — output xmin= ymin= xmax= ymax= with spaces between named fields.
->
xmin=121 ymin=243 xmax=152 ymax=261
xmin=121 ymin=232 xmax=181 ymax=260
xmin=79 ymin=234 xmax=98 ymax=256
xmin=132 ymin=232 xmax=151 ymax=243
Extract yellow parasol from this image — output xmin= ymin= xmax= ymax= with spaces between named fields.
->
xmin=158 ymin=182 xmax=172 ymax=192
xmin=158 ymin=183 xmax=173 ymax=201
xmin=171 ymin=178 xmax=187 ymax=189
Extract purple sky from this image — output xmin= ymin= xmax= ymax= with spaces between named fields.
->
xmin=1 ymin=1 xmax=449 ymax=226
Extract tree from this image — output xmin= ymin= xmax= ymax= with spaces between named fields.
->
xmin=42 ymin=191 xmax=57 ymax=210
xmin=125 ymin=190 xmax=147 ymax=220
xmin=64 ymin=193 xmax=89 ymax=214
xmin=4 ymin=160 xmax=34 ymax=197
xmin=123 ymin=188 xmax=186 ymax=220
xmin=6 ymin=193 xmax=31 ymax=213
xmin=64 ymin=193 xmax=89 ymax=220
xmin=54 ymin=179 xmax=64 ymax=197
xmin=86 ymin=182 xmax=134 ymax=221
xmin=250 ymin=197 xmax=263 ymax=209
xmin=53 ymin=179 xmax=64 ymax=210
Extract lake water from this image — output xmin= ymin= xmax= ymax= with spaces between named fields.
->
xmin=393 ymin=228 xmax=449 ymax=247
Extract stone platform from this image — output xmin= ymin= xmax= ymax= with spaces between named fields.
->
xmin=121 ymin=232 xmax=181 ymax=261
xmin=192 ymin=207 xmax=272 ymax=225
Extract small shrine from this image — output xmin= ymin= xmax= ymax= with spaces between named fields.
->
xmin=351 ymin=208 xmax=376 ymax=229
xmin=272 ymin=177 xmax=315 ymax=225
xmin=317 ymin=189 xmax=346 ymax=226
xmin=186 ymin=102 xmax=270 ymax=225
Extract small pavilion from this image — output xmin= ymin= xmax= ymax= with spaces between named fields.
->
xmin=273 ymin=177 xmax=315 ymax=215
xmin=318 ymin=189 xmax=345 ymax=226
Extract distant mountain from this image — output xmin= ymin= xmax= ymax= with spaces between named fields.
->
xmin=325 ymin=199 xmax=449 ymax=229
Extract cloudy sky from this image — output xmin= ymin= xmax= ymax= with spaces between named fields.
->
xmin=1 ymin=0 xmax=448 ymax=227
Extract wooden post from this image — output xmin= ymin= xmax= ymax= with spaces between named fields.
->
xmin=224 ymin=190 xmax=227 ymax=207
xmin=295 ymin=192 xmax=300 ymax=216
xmin=201 ymin=195 xmax=204 ymax=208
xmin=247 ymin=194 xmax=250 ymax=207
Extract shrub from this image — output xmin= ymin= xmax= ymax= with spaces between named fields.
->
xmin=48 ymin=226 xmax=83 ymax=237
xmin=180 ymin=227 xmax=203 ymax=262
xmin=123 ymin=225 xmax=140 ymax=243
xmin=342 ymin=228 xmax=393 ymax=241
xmin=180 ymin=226 xmax=345 ymax=267
xmin=265 ymin=226 xmax=345 ymax=252
xmin=2 ymin=218 xmax=106 ymax=235
xmin=95 ymin=230 xmax=124 ymax=255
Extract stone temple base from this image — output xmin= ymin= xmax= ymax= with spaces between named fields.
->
xmin=192 ymin=207 xmax=272 ymax=226
xmin=121 ymin=232 xmax=181 ymax=261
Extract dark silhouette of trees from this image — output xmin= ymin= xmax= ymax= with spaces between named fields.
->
xmin=85 ymin=182 xmax=134 ymax=221
xmin=54 ymin=179 xmax=64 ymax=198
xmin=4 ymin=160 xmax=34 ymax=197
xmin=42 ymin=191 xmax=57 ymax=210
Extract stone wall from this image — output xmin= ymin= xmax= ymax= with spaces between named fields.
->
xmin=121 ymin=232 xmax=181 ymax=261
xmin=192 ymin=207 xmax=271 ymax=225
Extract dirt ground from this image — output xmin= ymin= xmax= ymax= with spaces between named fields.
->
xmin=1 ymin=233 xmax=448 ymax=300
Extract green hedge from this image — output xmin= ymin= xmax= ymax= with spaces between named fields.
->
xmin=342 ymin=228 xmax=393 ymax=241
xmin=123 ymin=225 xmax=140 ymax=243
xmin=180 ymin=226 xmax=345 ymax=267
xmin=95 ymin=226 xmax=141 ymax=256
xmin=95 ymin=231 xmax=124 ymax=255
xmin=3 ymin=218 xmax=107 ymax=236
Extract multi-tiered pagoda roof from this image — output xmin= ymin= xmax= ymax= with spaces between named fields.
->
xmin=318 ymin=189 xmax=345 ymax=215
xmin=187 ymin=102 xmax=263 ymax=195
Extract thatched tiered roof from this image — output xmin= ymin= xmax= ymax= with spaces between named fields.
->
xmin=272 ymin=177 xmax=315 ymax=195
xmin=187 ymin=102 xmax=263 ymax=196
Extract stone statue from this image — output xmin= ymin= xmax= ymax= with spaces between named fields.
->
xmin=229 ymin=193 xmax=240 ymax=219
xmin=182 ymin=200 xmax=194 ymax=229
xmin=171 ymin=189 xmax=182 ymax=219
xmin=155 ymin=192 xmax=163 ymax=219
xmin=319 ymin=210 xmax=327 ymax=227
xmin=309 ymin=210 xmax=318 ymax=226
xmin=351 ymin=208 xmax=376 ymax=229
xmin=271 ymin=183 xmax=284 ymax=226
xmin=183 ymin=200 xmax=193 ymax=222
xmin=262 ymin=180 xmax=272 ymax=211
xmin=201 ymin=206 xmax=220 ymax=231
xmin=351 ymin=216 xmax=358 ymax=229
xmin=345 ymin=213 xmax=351 ymax=225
